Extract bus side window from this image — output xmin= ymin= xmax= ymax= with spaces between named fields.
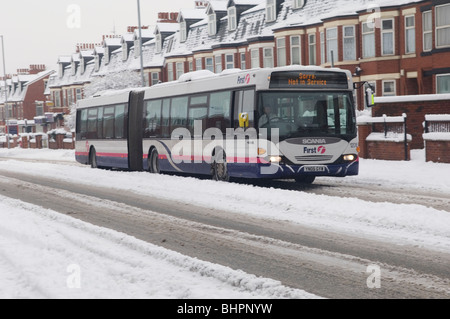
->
xmin=170 ymin=96 xmax=188 ymax=132
xmin=188 ymin=95 xmax=208 ymax=135
xmin=103 ymin=106 xmax=115 ymax=139
xmin=79 ymin=109 xmax=88 ymax=140
xmin=161 ymin=99 xmax=171 ymax=138
xmin=97 ymin=107 xmax=103 ymax=139
xmin=87 ymin=108 xmax=98 ymax=139
xmin=144 ymin=100 xmax=162 ymax=138
xmin=208 ymin=91 xmax=231 ymax=132
xmin=115 ymin=104 xmax=127 ymax=139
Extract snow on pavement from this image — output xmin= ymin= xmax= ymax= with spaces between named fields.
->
xmin=0 ymin=195 xmax=318 ymax=299
xmin=0 ymin=148 xmax=449 ymax=298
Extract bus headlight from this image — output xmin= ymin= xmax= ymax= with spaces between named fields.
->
xmin=269 ymin=156 xmax=282 ymax=163
xmin=343 ymin=154 xmax=357 ymax=162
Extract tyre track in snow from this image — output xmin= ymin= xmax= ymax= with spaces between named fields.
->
xmin=0 ymin=170 xmax=449 ymax=299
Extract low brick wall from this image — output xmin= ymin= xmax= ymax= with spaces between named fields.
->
xmin=367 ymin=139 xmax=411 ymax=161
xmin=423 ymin=135 xmax=450 ymax=163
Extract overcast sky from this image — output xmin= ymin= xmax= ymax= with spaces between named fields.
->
xmin=0 ymin=0 xmax=190 ymax=74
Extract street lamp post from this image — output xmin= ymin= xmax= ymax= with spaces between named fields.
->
xmin=1 ymin=35 xmax=10 ymax=149
xmin=137 ymin=0 xmax=145 ymax=87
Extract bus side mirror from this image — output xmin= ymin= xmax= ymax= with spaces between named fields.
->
xmin=366 ymin=87 xmax=375 ymax=108
xmin=239 ymin=113 xmax=249 ymax=128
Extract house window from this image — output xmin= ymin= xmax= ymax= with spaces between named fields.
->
xmin=436 ymin=4 xmax=450 ymax=48
xmin=423 ymin=11 xmax=432 ymax=51
xmin=176 ymin=62 xmax=184 ymax=79
xmin=263 ymin=48 xmax=273 ymax=68
xmin=180 ymin=20 xmax=187 ymax=43
xmin=228 ymin=7 xmax=237 ymax=31
xmin=196 ymin=58 xmax=202 ymax=71
xmin=291 ymin=35 xmax=301 ymax=65
xmin=215 ymin=55 xmax=222 ymax=73
xmin=266 ymin=0 xmax=276 ymax=23
xmin=156 ymin=33 xmax=162 ymax=53
xmin=277 ymin=38 xmax=287 ymax=67
xmin=326 ymin=28 xmax=338 ymax=64
xmin=437 ymin=74 xmax=450 ymax=94
xmin=208 ymin=12 xmax=217 ymax=36
xmin=205 ymin=57 xmax=214 ymax=72
xmin=240 ymin=53 xmax=246 ymax=69
xmin=167 ymin=63 xmax=174 ymax=82
xmin=362 ymin=22 xmax=375 ymax=58
xmin=405 ymin=16 xmax=416 ymax=54
xmin=382 ymin=19 xmax=395 ymax=55
xmin=293 ymin=0 xmax=305 ymax=9
xmin=320 ymin=31 xmax=325 ymax=64
xmin=382 ymin=80 xmax=396 ymax=96
xmin=76 ymin=88 xmax=82 ymax=101
xmin=189 ymin=61 xmax=194 ymax=73
xmin=251 ymin=49 xmax=260 ymax=68
xmin=151 ymin=72 xmax=159 ymax=86
xmin=309 ymin=34 xmax=316 ymax=65
xmin=225 ymin=54 xmax=234 ymax=69
xmin=343 ymin=26 xmax=356 ymax=61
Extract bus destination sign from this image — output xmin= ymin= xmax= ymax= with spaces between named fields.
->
xmin=269 ymin=71 xmax=349 ymax=90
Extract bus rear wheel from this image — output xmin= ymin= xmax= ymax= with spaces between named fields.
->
xmin=212 ymin=150 xmax=229 ymax=182
xmin=148 ymin=148 xmax=160 ymax=174
xmin=90 ymin=148 xmax=98 ymax=169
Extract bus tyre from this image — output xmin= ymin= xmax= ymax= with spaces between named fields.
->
xmin=148 ymin=148 xmax=160 ymax=174
xmin=212 ymin=150 xmax=229 ymax=182
xmin=295 ymin=175 xmax=316 ymax=184
xmin=90 ymin=148 xmax=98 ymax=169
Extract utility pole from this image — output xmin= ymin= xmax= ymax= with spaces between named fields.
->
xmin=137 ymin=0 xmax=145 ymax=87
xmin=1 ymin=35 xmax=10 ymax=149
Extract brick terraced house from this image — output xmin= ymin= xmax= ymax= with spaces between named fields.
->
xmin=39 ymin=0 xmax=450 ymax=155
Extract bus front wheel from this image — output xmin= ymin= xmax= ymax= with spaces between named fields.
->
xmin=212 ymin=150 xmax=229 ymax=182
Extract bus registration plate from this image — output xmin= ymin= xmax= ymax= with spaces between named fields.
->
xmin=304 ymin=165 xmax=327 ymax=173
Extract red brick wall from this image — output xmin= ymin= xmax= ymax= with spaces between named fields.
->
xmin=367 ymin=140 xmax=411 ymax=161
xmin=425 ymin=140 xmax=450 ymax=163
xmin=373 ymin=99 xmax=450 ymax=149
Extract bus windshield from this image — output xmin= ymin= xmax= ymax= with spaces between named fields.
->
xmin=257 ymin=91 xmax=356 ymax=141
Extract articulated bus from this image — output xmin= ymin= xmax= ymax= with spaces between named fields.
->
xmin=75 ymin=66 xmax=360 ymax=184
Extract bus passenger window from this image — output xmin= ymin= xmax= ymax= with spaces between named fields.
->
xmin=103 ymin=106 xmax=115 ymax=139
xmin=97 ymin=107 xmax=103 ymax=139
xmin=208 ymin=91 xmax=231 ymax=131
xmin=161 ymin=99 xmax=171 ymax=138
xmin=87 ymin=108 xmax=98 ymax=139
xmin=115 ymin=104 xmax=127 ymax=139
xmin=188 ymin=107 xmax=208 ymax=135
xmin=144 ymin=100 xmax=162 ymax=138
xmin=170 ymin=96 xmax=188 ymax=131
xmin=79 ymin=109 xmax=88 ymax=140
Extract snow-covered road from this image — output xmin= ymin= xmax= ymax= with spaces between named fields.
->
xmin=0 ymin=148 xmax=449 ymax=299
